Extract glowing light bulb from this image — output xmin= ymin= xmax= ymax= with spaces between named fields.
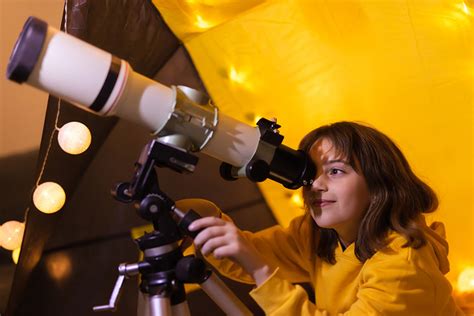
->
xmin=228 ymin=66 xmax=255 ymax=90
xmin=463 ymin=2 xmax=469 ymax=13
xmin=46 ymin=253 xmax=72 ymax=282
xmin=12 ymin=248 xmax=21 ymax=264
xmin=229 ymin=66 xmax=247 ymax=85
xmin=57 ymin=121 xmax=91 ymax=155
xmin=290 ymin=192 xmax=304 ymax=208
xmin=253 ymin=115 xmax=263 ymax=125
xmin=458 ymin=267 xmax=474 ymax=293
xmin=0 ymin=221 xmax=24 ymax=250
xmin=33 ymin=182 xmax=66 ymax=214
xmin=195 ymin=15 xmax=212 ymax=29
xmin=0 ymin=227 xmax=4 ymax=248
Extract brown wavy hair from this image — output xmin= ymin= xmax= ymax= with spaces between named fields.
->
xmin=299 ymin=122 xmax=438 ymax=264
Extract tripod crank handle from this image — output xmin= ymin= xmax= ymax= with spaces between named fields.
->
xmin=93 ymin=274 xmax=125 ymax=312
xmin=93 ymin=261 xmax=144 ymax=313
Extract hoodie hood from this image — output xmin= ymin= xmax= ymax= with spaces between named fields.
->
xmin=421 ymin=217 xmax=451 ymax=274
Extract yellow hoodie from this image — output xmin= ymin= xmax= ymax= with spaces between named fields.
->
xmin=176 ymin=199 xmax=463 ymax=315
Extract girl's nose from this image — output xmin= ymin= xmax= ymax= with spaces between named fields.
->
xmin=311 ymin=174 xmax=328 ymax=192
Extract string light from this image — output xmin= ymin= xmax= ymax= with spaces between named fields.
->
xmin=464 ymin=0 xmax=473 ymax=9
xmin=27 ymin=1 xmax=71 ymax=216
xmin=458 ymin=267 xmax=474 ymax=293
xmin=57 ymin=121 xmax=91 ymax=155
xmin=0 ymin=226 xmax=4 ymax=248
xmin=31 ymin=0 xmax=69 ymax=210
xmin=0 ymin=2 xmax=72 ymax=272
xmin=254 ymin=115 xmax=263 ymax=125
xmin=12 ymin=248 xmax=21 ymax=264
xmin=229 ymin=66 xmax=247 ymax=85
xmin=33 ymin=182 xmax=66 ymax=214
xmin=244 ymin=112 xmax=262 ymax=125
xmin=462 ymin=1 xmax=470 ymax=14
xmin=46 ymin=253 xmax=73 ymax=282
xmin=228 ymin=66 xmax=256 ymax=91
xmin=290 ymin=192 xmax=305 ymax=209
xmin=195 ymin=15 xmax=212 ymax=29
xmin=0 ymin=221 xmax=25 ymax=251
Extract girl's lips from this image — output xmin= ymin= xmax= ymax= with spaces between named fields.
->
xmin=313 ymin=199 xmax=336 ymax=208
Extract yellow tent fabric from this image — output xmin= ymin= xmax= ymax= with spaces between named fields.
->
xmin=152 ymin=0 xmax=473 ymax=286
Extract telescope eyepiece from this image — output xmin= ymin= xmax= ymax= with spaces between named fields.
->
xmin=7 ymin=16 xmax=47 ymax=83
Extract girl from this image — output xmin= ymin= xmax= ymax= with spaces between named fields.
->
xmin=179 ymin=121 xmax=462 ymax=315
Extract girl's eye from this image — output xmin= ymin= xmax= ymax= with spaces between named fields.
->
xmin=329 ymin=168 xmax=344 ymax=175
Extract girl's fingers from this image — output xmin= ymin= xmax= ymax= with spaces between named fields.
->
xmin=211 ymin=244 xmax=238 ymax=260
xmin=193 ymin=225 xmax=230 ymax=248
xmin=200 ymin=235 xmax=230 ymax=256
xmin=188 ymin=216 xmax=226 ymax=231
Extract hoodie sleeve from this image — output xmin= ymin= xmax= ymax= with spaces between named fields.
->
xmin=206 ymin=212 xmax=315 ymax=284
xmin=175 ymin=198 xmax=315 ymax=284
xmin=250 ymin=268 xmax=329 ymax=315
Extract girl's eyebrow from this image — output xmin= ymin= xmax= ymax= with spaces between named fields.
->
xmin=324 ymin=159 xmax=350 ymax=166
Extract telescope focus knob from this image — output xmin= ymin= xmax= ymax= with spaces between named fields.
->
xmin=245 ymin=159 xmax=270 ymax=182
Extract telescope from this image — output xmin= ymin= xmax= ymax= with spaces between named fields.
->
xmin=6 ymin=16 xmax=319 ymax=315
xmin=7 ymin=16 xmax=315 ymax=189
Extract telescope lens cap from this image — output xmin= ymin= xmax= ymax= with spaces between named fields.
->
xmin=7 ymin=16 xmax=48 ymax=83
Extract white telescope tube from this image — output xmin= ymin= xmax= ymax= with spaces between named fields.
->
xmin=7 ymin=17 xmax=260 ymax=168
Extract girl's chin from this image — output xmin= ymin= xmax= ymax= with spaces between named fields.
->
xmin=311 ymin=213 xmax=339 ymax=229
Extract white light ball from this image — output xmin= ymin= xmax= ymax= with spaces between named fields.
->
xmin=33 ymin=182 xmax=66 ymax=214
xmin=0 ymin=221 xmax=24 ymax=250
xmin=290 ymin=192 xmax=304 ymax=208
xmin=458 ymin=267 xmax=474 ymax=293
xmin=12 ymin=248 xmax=21 ymax=264
xmin=57 ymin=121 xmax=91 ymax=155
xmin=0 ymin=227 xmax=4 ymax=248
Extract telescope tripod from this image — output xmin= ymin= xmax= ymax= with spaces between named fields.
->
xmin=93 ymin=139 xmax=251 ymax=316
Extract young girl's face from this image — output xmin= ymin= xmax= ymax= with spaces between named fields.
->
xmin=307 ymin=138 xmax=370 ymax=245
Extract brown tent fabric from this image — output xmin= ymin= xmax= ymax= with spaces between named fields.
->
xmin=67 ymin=0 xmax=179 ymax=76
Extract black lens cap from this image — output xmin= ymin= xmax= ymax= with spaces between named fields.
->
xmin=7 ymin=16 xmax=48 ymax=83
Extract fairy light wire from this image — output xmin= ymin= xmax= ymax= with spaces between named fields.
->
xmin=1 ymin=1 xmax=69 ymax=259
xmin=34 ymin=0 xmax=67 ymax=188
xmin=29 ymin=0 xmax=67 ymax=212
xmin=35 ymin=99 xmax=62 ymax=187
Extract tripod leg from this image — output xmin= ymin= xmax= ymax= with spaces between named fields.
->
xmin=201 ymin=273 xmax=252 ymax=316
xmin=137 ymin=290 xmax=147 ymax=316
xmin=137 ymin=291 xmax=173 ymax=316
xmin=171 ymin=301 xmax=191 ymax=316
xmin=149 ymin=295 xmax=172 ymax=316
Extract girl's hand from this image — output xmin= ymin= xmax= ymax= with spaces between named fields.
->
xmin=188 ymin=216 xmax=274 ymax=286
